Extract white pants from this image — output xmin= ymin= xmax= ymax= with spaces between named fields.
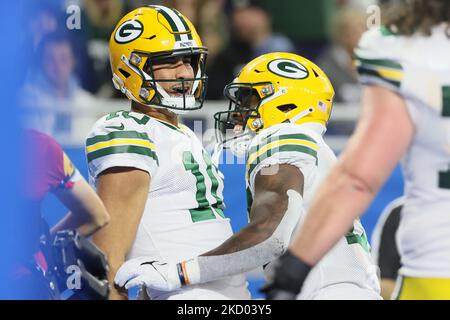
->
xmin=299 ymin=283 xmax=382 ymax=300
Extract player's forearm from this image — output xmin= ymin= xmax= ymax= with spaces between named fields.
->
xmin=289 ymin=87 xmax=413 ymax=266
xmin=203 ymin=217 xmax=277 ymax=256
xmin=185 ymin=193 xmax=300 ymax=284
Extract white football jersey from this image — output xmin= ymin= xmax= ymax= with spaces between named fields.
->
xmin=86 ymin=110 xmax=249 ymax=297
xmin=355 ymin=24 xmax=450 ymax=278
xmin=246 ymin=123 xmax=381 ymax=299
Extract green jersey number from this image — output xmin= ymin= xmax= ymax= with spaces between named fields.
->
xmin=439 ymin=86 xmax=450 ymax=189
xmin=106 ymin=111 xmax=150 ymax=125
xmin=183 ymin=151 xmax=225 ymax=222
xmin=345 ymin=225 xmax=370 ymax=252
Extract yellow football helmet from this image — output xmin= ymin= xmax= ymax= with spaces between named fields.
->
xmin=109 ymin=6 xmax=208 ymax=113
xmin=214 ymin=52 xmax=334 ymax=137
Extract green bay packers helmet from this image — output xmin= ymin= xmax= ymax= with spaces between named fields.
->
xmin=214 ymin=52 xmax=334 ymax=141
xmin=109 ymin=5 xmax=208 ymax=113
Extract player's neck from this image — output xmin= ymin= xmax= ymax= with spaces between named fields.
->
xmin=131 ymin=102 xmax=179 ymax=127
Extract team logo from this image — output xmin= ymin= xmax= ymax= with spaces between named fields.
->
xmin=114 ymin=20 xmax=144 ymax=44
xmin=267 ymin=59 xmax=309 ymax=79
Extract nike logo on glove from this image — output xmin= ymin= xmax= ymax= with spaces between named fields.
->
xmin=105 ymin=123 xmax=125 ymax=130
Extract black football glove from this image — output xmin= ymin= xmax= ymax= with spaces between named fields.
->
xmin=260 ymin=250 xmax=312 ymax=300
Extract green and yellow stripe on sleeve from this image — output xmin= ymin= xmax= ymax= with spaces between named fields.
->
xmin=86 ymin=131 xmax=158 ymax=164
xmin=246 ymin=133 xmax=318 ymax=178
xmin=353 ymin=54 xmax=403 ymax=88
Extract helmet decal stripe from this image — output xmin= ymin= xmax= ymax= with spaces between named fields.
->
xmin=153 ymin=5 xmax=190 ymax=42
xmin=152 ymin=6 xmax=181 ymax=41
xmin=173 ymin=9 xmax=193 ymax=40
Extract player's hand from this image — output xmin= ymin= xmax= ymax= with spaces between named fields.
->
xmin=114 ymin=256 xmax=181 ymax=291
xmin=260 ymin=250 xmax=312 ymax=300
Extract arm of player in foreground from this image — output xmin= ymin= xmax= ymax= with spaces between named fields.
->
xmin=290 ymin=86 xmax=413 ymax=266
xmin=51 ymin=175 xmax=110 ymax=237
xmin=262 ymin=86 xmax=415 ymax=299
xmin=93 ymin=167 xmax=150 ymax=300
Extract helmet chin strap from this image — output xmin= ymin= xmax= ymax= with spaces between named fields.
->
xmin=288 ymin=107 xmax=314 ymax=123
xmin=288 ymin=107 xmax=327 ymax=135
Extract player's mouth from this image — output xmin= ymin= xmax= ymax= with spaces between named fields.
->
xmin=169 ymin=85 xmax=192 ymax=96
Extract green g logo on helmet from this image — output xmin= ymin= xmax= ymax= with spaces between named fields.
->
xmin=114 ymin=20 xmax=144 ymax=44
xmin=267 ymin=59 xmax=309 ymax=79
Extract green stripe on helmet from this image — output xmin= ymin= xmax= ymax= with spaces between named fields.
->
xmin=155 ymin=7 xmax=181 ymax=41
xmin=173 ymin=9 xmax=193 ymax=40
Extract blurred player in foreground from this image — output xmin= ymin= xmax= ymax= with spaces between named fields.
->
xmin=87 ymin=6 xmax=250 ymax=299
xmin=264 ymin=0 xmax=450 ymax=300
xmin=115 ymin=52 xmax=381 ymax=300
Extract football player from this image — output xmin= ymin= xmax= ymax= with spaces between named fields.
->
xmin=86 ymin=6 xmax=250 ymax=300
xmin=115 ymin=52 xmax=381 ymax=300
xmin=263 ymin=0 xmax=450 ymax=300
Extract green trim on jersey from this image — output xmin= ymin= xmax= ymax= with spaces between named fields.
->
xmin=439 ymin=171 xmax=450 ymax=190
xmin=86 ymin=131 xmax=153 ymax=146
xmin=248 ymin=133 xmax=317 ymax=155
xmin=246 ymin=186 xmax=253 ymax=221
xmin=247 ymin=144 xmax=318 ymax=178
xmin=155 ymin=119 xmax=185 ymax=133
xmin=356 ymin=66 xmax=401 ymax=88
xmin=87 ymin=145 xmax=158 ymax=163
xmin=442 ymin=86 xmax=450 ymax=117
xmin=354 ymin=55 xmax=403 ymax=70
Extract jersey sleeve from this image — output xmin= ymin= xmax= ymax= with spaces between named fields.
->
xmin=86 ymin=115 xmax=159 ymax=180
xmin=354 ymin=27 xmax=404 ymax=94
xmin=246 ymin=124 xmax=319 ymax=192
xmin=30 ymin=131 xmax=81 ymax=191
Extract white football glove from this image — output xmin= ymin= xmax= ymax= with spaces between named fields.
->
xmin=114 ymin=256 xmax=200 ymax=291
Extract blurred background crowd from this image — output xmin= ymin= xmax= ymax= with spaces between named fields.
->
xmin=19 ymin=0 xmax=380 ymax=140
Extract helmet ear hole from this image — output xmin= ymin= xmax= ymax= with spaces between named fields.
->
xmin=277 ymin=104 xmax=297 ymax=113
xmin=118 ymin=68 xmax=131 ymax=78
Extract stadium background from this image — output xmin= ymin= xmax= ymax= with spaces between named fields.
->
xmin=17 ymin=0 xmax=403 ymax=298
